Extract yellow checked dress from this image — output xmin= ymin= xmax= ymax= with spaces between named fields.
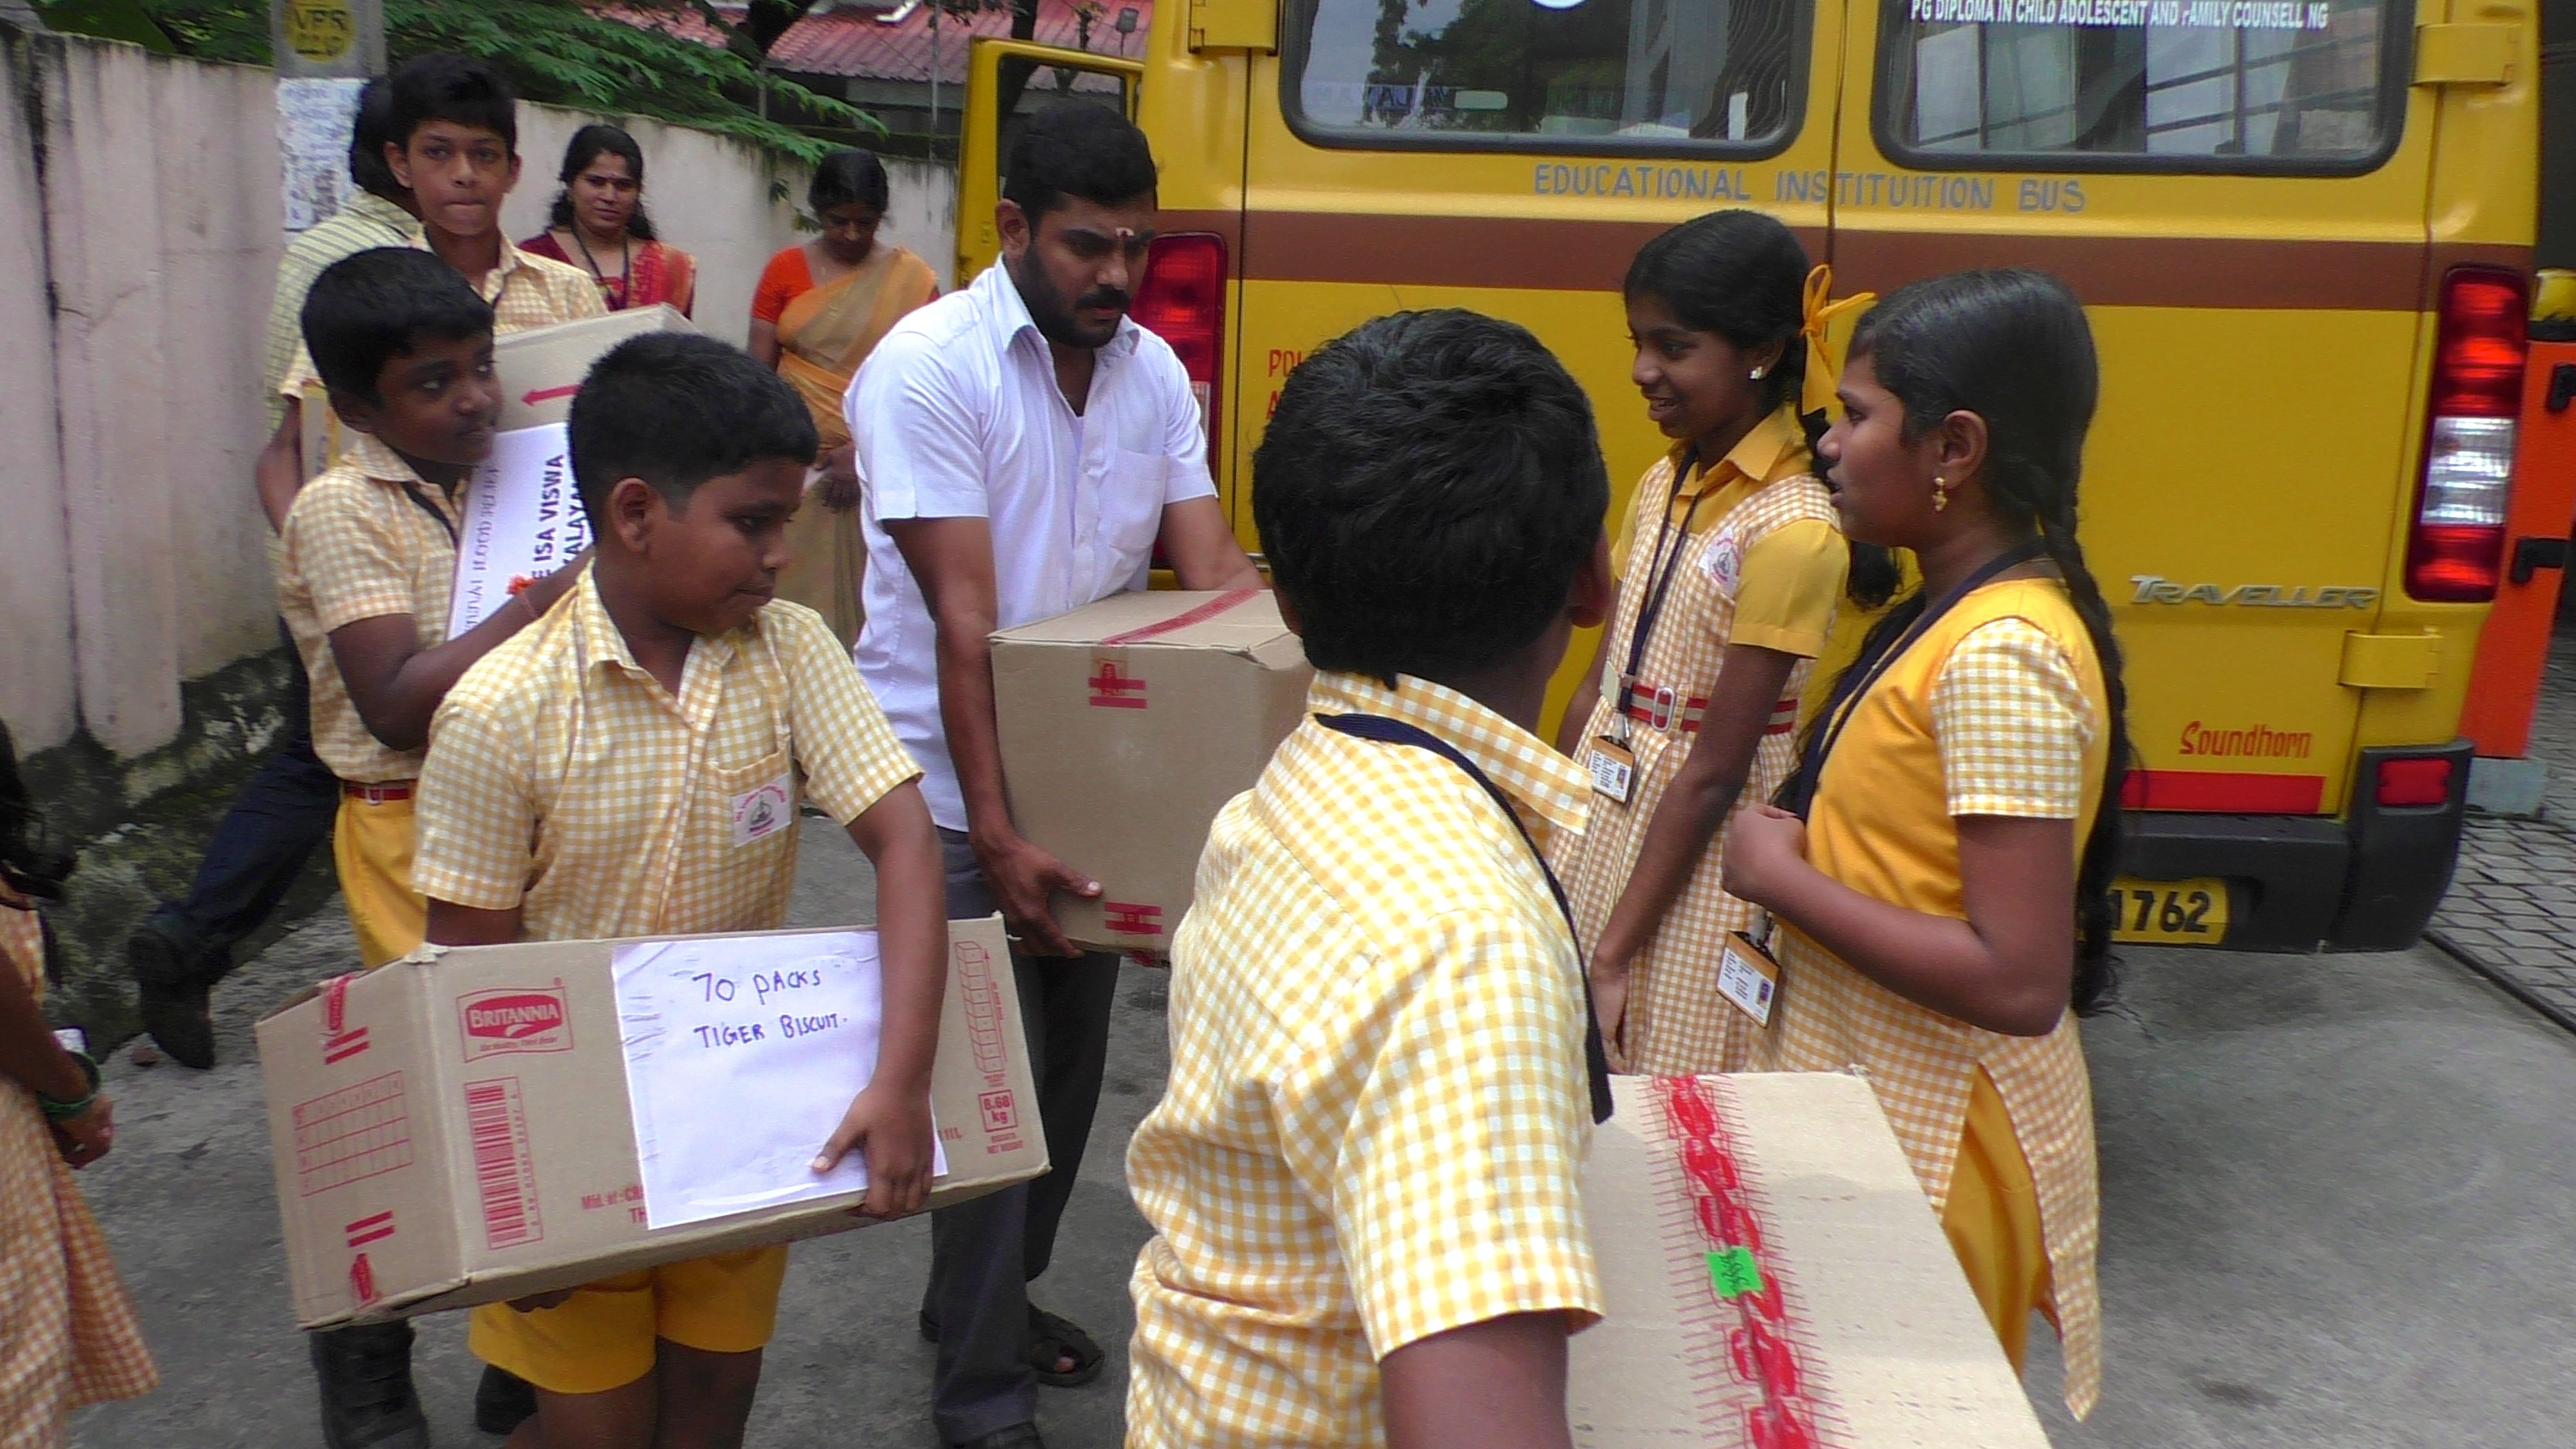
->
xmin=1553 ymin=411 xmax=1847 ymax=1075
xmin=1753 ymin=576 xmax=2107 ymax=1417
xmin=0 ymin=906 xmax=154 ymax=1445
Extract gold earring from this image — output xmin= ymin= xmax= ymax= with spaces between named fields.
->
xmin=1931 ymin=475 xmax=1949 ymax=512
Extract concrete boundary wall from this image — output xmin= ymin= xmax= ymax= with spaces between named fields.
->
xmin=0 ymin=34 xmax=959 ymax=761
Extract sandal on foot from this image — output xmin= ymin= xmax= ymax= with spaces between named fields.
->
xmin=917 ymin=1306 xmax=1105 ymax=1388
xmin=1029 ymin=1306 xmax=1103 ymax=1388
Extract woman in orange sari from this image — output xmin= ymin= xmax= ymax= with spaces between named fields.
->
xmin=750 ymin=149 xmax=940 ymax=648
xmin=522 ymin=125 xmax=697 ymax=317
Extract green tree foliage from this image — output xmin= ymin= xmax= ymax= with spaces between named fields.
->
xmin=122 ymin=0 xmax=878 ymax=162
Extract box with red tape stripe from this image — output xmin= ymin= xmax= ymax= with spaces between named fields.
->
xmin=991 ymin=590 xmax=1312 ymax=955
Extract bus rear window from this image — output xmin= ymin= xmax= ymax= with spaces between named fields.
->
xmin=1877 ymin=0 xmax=2402 ymax=172
xmin=1284 ymin=0 xmax=1809 ymax=154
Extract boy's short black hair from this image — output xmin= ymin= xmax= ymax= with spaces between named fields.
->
xmin=301 ymin=248 xmax=495 ymax=403
xmin=568 ymin=333 xmax=819 ymax=532
xmin=1001 ymin=103 xmax=1157 ymax=222
xmin=387 ymin=52 xmax=517 ymax=154
xmin=1254 ymin=310 xmax=1607 ymax=684
xmin=349 ymin=77 xmax=404 ymax=201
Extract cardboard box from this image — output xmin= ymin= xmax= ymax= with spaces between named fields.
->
xmin=298 ymin=305 xmax=693 ymax=479
xmin=491 ymin=305 xmax=693 ymax=431
xmin=990 ymin=590 xmax=1311 ymax=953
xmin=1569 ymin=1073 xmax=2051 ymax=1447
xmin=259 ymin=917 xmax=1043 ymax=1329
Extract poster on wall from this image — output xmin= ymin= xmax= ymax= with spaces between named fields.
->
xmin=275 ymin=77 xmax=366 ymax=232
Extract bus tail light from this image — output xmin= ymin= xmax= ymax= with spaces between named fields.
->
xmin=1132 ymin=234 xmax=1228 ymax=464
xmin=2375 ymin=756 xmax=2454 ymax=808
xmin=2405 ymin=268 xmax=2528 ymax=602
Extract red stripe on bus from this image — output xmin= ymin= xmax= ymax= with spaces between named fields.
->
xmin=2121 ymin=770 xmax=2324 ymax=814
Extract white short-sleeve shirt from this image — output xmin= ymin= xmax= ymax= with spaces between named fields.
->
xmin=846 ymin=259 xmax=1217 ymax=829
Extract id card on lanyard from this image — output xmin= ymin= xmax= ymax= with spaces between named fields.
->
xmin=1587 ymin=467 xmax=1707 ymax=805
xmin=1731 ymin=541 xmax=2049 ymax=1029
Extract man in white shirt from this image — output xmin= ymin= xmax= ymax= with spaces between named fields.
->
xmin=847 ymin=103 xmax=1260 ymax=1449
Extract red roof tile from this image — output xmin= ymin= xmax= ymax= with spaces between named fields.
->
xmin=615 ymin=1 xmax=1150 ymax=87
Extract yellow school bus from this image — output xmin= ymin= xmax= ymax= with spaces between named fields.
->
xmin=957 ymin=0 xmax=2538 ymax=952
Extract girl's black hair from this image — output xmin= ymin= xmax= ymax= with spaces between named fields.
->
xmin=1623 ymin=209 xmax=1899 ymax=608
xmin=0 ymin=721 xmax=73 ymax=902
xmin=809 ymin=148 xmax=892 ymax=219
xmin=548 ymin=124 xmax=658 ymax=243
xmin=1843 ymin=267 xmax=2128 ymax=1015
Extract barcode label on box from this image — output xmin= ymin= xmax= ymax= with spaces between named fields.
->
xmin=463 ymin=1077 xmax=543 ymax=1249
xmin=293 ymin=1072 xmax=414 ymax=1197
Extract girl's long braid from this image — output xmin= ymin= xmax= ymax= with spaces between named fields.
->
xmin=1991 ymin=460 xmax=2131 ymax=1015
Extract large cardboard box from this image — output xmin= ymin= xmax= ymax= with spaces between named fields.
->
xmin=1570 ymin=1074 xmax=2051 ymax=1447
xmin=491 ymin=305 xmax=693 ymax=431
xmin=300 ymin=305 xmax=692 ymax=480
xmin=990 ymin=589 xmax=1311 ymax=953
xmin=259 ymin=918 xmax=1043 ymax=1329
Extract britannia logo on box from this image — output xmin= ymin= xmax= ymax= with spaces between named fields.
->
xmin=457 ymin=984 xmax=573 ymax=1061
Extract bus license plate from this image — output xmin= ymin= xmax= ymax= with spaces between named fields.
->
xmin=2108 ymin=878 xmax=2229 ymax=945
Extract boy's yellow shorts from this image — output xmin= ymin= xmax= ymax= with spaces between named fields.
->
xmin=467 ymin=1247 xmax=790 ymax=1396
xmin=334 ymin=789 xmax=426 ymax=969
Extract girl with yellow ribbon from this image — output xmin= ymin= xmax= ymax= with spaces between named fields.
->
xmin=1552 ymin=210 xmax=1896 ymax=1077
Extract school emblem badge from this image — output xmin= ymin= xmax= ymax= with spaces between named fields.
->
xmin=1700 ymin=530 xmax=1743 ymax=596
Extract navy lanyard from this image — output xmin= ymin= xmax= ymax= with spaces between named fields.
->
xmin=1615 ymin=466 xmax=1709 ymax=723
xmin=1775 ymin=540 xmax=2046 ymax=819
xmin=1314 ymin=711 xmax=1615 ymax=1125
xmin=397 ymin=478 xmax=460 ymax=544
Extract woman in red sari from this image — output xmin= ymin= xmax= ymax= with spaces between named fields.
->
xmin=522 ymin=124 xmax=696 ymax=317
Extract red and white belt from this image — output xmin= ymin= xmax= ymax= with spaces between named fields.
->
xmin=1620 ymin=685 xmax=1799 ymax=737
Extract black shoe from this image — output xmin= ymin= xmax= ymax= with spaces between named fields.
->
xmin=128 ymin=925 xmax=217 ymax=1070
xmin=951 ymin=1426 xmax=1044 ymax=1449
xmin=311 ymin=1321 xmax=430 ymax=1449
xmin=474 ymin=1363 xmax=538 ymax=1435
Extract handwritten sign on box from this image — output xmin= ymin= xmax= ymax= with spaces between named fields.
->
xmin=610 ymin=930 xmax=945 ymax=1230
xmin=447 ymin=423 xmax=592 ymax=639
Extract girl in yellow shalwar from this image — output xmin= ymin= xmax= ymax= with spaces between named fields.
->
xmin=1552 ymin=210 xmax=1894 ymax=1076
xmin=1722 ymin=270 xmax=2125 ymax=1419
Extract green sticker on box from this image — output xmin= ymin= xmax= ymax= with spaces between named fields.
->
xmin=1707 ymin=1246 xmax=1764 ymax=1298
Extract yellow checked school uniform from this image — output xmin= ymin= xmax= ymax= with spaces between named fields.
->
xmin=276 ymin=431 xmax=466 ymax=968
xmin=412 ymin=572 xmax=921 ymax=1395
xmin=1126 ymin=672 xmax=1604 ymax=1449
xmin=1553 ymin=408 xmax=1847 ymax=1075
xmin=1752 ymin=576 xmax=2107 ymax=1418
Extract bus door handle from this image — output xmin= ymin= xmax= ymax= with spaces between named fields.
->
xmin=2549 ymin=362 xmax=2576 ymax=414
xmin=2511 ymin=536 xmax=2569 ymax=585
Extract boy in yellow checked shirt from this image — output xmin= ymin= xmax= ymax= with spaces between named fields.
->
xmin=413 ymin=333 xmax=947 ymax=1449
xmin=1126 ymin=310 xmax=1618 ymax=1449
xmin=276 ymin=246 xmax=593 ymax=1448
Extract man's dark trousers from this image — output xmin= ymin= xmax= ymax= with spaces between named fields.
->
xmin=143 ymin=622 xmax=338 ymax=976
xmin=923 ymin=828 xmax=1122 ymax=1444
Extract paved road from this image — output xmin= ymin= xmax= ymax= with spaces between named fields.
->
xmin=67 ymin=820 xmax=2576 ymax=1446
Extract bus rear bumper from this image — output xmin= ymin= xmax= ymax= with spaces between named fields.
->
xmin=2124 ymin=740 xmax=2474 ymax=952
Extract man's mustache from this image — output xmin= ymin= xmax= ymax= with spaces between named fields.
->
xmin=1074 ymin=287 xmax=1131 ymax=312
